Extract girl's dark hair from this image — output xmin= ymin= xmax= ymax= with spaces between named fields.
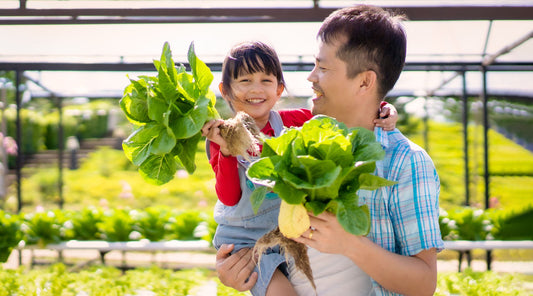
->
xmin=318 ymin=5 xmax=407 ymax=99
xmin=221 ymin=41 xmax=285 ymax=100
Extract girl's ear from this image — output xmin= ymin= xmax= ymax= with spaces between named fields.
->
xmin=276 ymin=83 xmax=285 ymax=97
xmin=218 ymin=82 xmax=227 ymax=97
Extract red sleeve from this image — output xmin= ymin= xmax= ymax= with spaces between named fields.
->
xmin=208 ymin=141 xmax=241 ymax=206
xmin=278 ymin=108 xmax=313 ymax=128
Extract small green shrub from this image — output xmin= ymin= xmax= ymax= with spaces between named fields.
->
xmin=97 ymin=209 xmax=134 ymax=242
xmin=444 ymin=207 xmax=493 ymax=241
xmin=0 ymin=263 xmax=208 ymax=296
xmin=435 ymin=268 xmax=526 ymax=295
xmin=43 ymin=112 xmax=78 ymax=150
xmin=4 ymin=108 xmax=46 ymax=158
xmin=131 ymin=206 xmax=171 ymax=242
xmin=21 ymin=210 xmax=64 ymax=247
xmin=167 ymin=210 xmax=206 ymax=241
xmin=63 ymin=207 xmax=103 ymax=241
xmin=490 ymin=206 xmax=533 ymax=240
xmin=0 ymin=210 xmax=21 ymax=262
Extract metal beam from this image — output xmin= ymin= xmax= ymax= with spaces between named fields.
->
xmin=1 ymin=5 xmax=532 ymax=25
xmin=1 ymin=61 xmax=533 ymax=72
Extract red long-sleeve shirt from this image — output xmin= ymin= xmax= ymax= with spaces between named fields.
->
xmin=208 ymin=109 xmax=313 ymax=206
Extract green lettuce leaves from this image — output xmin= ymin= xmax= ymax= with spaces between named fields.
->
xmin=247 ymin=115 xmax=396 ymax=236
xmin=120 ymin=42 xmax=219 ymax=185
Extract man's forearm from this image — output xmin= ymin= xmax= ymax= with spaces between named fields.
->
xmin=345 ymin=236 xmax=437 ymax=296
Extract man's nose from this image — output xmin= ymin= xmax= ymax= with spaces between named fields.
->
xmin=307 ymin=67 xmax=317 ymax=82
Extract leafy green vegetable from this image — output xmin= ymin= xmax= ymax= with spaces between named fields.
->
xmin=120 ymin=42 xmax=219 ymax=185
xmin=132 ymin=207 xmax=171 ymax=242
xmin=65 ymin=208 xmax=104 ymax=241
xmin=97 ymin=209 xmax=134 ymax=242
xmin=21 ymin=210 xmax=64 ymax=247
xmin=247 ymin=115 xmax=396 ymax=236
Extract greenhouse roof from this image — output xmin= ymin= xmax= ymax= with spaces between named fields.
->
xmin=0 ymin=0 xmax=532 ymax=100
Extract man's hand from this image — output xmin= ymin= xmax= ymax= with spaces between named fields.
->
xmin=292 ymin=212 xmax=356 ymax=256
xmin=215 ymin=244 xmax=258 ymax=291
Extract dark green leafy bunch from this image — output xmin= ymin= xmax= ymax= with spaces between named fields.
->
xmin=120 ymin=42 xmax=219 ymax=185
xmin=247 ymin=115 xmax=396 ymax=236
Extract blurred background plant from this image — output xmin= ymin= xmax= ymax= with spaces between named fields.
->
xmin=0 ymin=210 xmax=21 ymax=262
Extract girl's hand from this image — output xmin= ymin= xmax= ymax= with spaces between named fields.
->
xmin=374 ymin=102 xmax=398 ymax=131
xmin=202 ymin=119 xmax=231 ymax=156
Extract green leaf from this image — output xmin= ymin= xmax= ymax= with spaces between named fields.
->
xmin=261 ymin=129 xmax=299 ymax=157
xmin=161 ymin=42 xmax=178 ymax=84
xmin=151 ymin=127 xmax=176 ymax=155
xmin=122 ymin=123 xmax=162 ymax=165
xmin=147 ymin=89 xmax=170 ymax=124
xmin=359 ymin=173 xmax=397 ymax=190
xmin=250 ymin=186 xmax=269 ymax=214
xmin=353 ymin=142 xmax=386 ymax=163
xmin=139 ymin=153 xmax=178 ymax=185
xmin=273 ymin=180 xmax=307 ymax=204
xmin=188 ymin=42 xmax=214 ymax=95
xmin=336 ymin=195 xmax=370 ymax=236
xmin=281 ymin=156 xmax=340 ymax=190
xmin=308 ymin=134 xmax=353 ymax=165
xmin=120 ymin=78 xmax=151 ymax=124
xmin=174 ymin=132 xmax=202 ymax=174
xmin=305 ymin=200 xmax=329 ymax=216
xmin=247 ymin=156 xmax=281 ymax=187
xmin=168 ymin=95 xmax=209 ymax=139
xmin=349 ymin=127 xmax=375 ymax=149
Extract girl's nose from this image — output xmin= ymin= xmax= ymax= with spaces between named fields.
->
xmin=250 ymin=81 xmax=264 ymax=92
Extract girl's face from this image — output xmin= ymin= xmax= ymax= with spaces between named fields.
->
xmin=221 ymin=70 xmax=284 ymax=129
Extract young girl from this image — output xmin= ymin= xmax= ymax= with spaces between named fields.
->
xmin=201 ymin=41 xmax=397 ymax=296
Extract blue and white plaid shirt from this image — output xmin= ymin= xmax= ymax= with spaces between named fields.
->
xmin=358 ymin=127 xmax=444 ymax=296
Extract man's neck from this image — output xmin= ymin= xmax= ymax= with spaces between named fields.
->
xmin=339 ymin=101 xmax=380 ymax=131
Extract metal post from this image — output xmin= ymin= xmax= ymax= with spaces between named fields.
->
xmin=481 ymin=66 xmax=492 ymax=270
xmin=14 ymin=71 xmax=22 ymax=213
xmin=424 ymin=96 xmax=429 ymax=153
xmin=57 ymin=96 xmax=64 ymax=209
xmin=0 ymin=80 xmax=7 ymax=204
xmin=461 ymin=71 xmax=470 ymax=206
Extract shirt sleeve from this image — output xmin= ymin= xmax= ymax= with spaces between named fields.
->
xmin=278 ymin=108 xmax=313 ymax=127
xmin=390 ymin=148 xmax=444 ymax=256
xmin=208 ymin=141 xmax=242 ymax=206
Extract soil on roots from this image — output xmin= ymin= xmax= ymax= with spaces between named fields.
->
xmin=253 ymin=227 xmax=316 ymax=291
xmin=218 ymin=111 xmax=261 ymax=161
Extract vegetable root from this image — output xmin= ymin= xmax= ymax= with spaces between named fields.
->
xmin=219 ymin=111 xmax=261 ymax=161
xmin=253 ymin=227 xmax=316 ymax=292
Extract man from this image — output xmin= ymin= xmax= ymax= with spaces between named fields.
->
xmin=216 ymin=5 xmax=443 ymax=296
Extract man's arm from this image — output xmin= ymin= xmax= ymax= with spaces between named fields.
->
xmin=295 ymin=213 xmax=437 ymax=296
xmin=294 ymin=148 xmax=441 ymax=295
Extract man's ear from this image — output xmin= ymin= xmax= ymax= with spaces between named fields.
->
xmin=359 ymin=70 xmax=377 ymax=91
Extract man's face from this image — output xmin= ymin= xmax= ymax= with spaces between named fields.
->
xmin=307 ymin=38 xmax=360 ymax=120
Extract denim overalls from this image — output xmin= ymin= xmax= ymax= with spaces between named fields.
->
xmin=209 ymin=110 xmax=286 ymax=296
